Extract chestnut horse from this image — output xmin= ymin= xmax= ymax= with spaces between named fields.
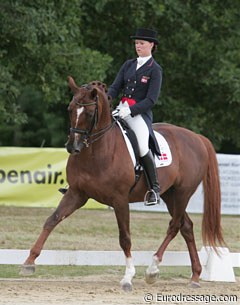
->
xmin=21 ymin=77 xmax=224 ymax=291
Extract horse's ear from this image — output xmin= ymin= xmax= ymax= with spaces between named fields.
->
xmin=68 ymin=76 xmax=79 ymax=94
xmin=90 ymin=88 xmax=98 ymax=99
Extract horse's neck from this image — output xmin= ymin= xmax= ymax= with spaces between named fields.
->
xmin=99 ymin=103 xmax=111 ymax=128
xmin=95 ymin=123 xmax=117 ymax=153
xmin=79 ymin=124 xmax=119 ymax=164
xmin=77 ymin=101 xmax=120 ymax=166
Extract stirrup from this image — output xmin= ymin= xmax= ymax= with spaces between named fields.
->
xmin=144 ymin=189 xmax=160 ymax=206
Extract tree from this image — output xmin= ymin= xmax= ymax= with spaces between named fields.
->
xmin=0 ymin=0 xmax=112 ymax=146
xmin=154 ymin=0 xmax=240 ymax=151
xmin=80 ymin=0 xmax=240 ymax=152
xmin=0 ymin=0 xmax=239 ymax=152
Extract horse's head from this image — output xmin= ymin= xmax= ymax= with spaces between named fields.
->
xmin=66 ymin=76 xmax=112 ymax=154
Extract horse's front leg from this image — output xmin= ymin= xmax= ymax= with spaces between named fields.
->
xmin=114 ymin=203 xmax=135 ymax=292
xmin=20 ymin=189 xmax=88 ymax=275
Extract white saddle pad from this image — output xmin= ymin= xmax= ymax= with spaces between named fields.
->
xmin=117 ymin=121 xmax=172 ymax=168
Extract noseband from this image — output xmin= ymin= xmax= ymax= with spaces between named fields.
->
xmin=70 ymin=89 xmax=115 ymax=148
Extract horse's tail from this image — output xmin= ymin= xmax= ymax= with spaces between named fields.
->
xmin=199 ymin=135 xmax=225 ymax=249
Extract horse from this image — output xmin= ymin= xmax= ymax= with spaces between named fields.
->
xmin=20 ymin=76 xmax=224 ymax=291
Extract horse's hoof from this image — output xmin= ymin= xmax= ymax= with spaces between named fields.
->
xmin=189 ymin=281 xmax=201 ymax=288
xmin=145 ymin=270 xmax=159 ymax=284
xmin=121 ymin=282 xmax=132 ymax=292
xmin=19 ymin=264 xmax=35 ymax=276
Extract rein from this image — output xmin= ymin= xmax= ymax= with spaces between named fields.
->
xmin=70 ymin=94 xmax=116 ymax=148
xmin=70 ymin=121 xmax=116 ymax=147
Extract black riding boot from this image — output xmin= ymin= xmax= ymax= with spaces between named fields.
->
xmin=141 ymin=151 xmax=161 ymax=206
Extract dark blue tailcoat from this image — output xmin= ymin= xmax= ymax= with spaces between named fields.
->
xmin=108 ymin=57 xmax=163 ymax=155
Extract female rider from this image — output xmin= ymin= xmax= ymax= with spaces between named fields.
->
xmin=108 ymin=28 xmax=163 ymax=205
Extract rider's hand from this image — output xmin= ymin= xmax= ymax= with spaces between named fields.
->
xmin=118 ymin=103 xmax=131 ymax=119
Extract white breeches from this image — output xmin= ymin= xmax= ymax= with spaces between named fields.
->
xmin=118 ymin=103 xmax=149 ymax=157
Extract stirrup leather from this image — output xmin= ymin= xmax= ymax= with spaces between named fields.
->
xmin=144 ymin=189 xmax=160 ymax=206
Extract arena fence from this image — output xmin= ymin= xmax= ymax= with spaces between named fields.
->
xmin=1 ymin=248 xmax=239 ymax=282
xmin=0 ymin=248 xmax=239 ymax=267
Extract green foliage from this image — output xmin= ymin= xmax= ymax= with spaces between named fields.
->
xmin=152 ymin=0 xmax=240 ymax=149
xmin=80 ymin=0 xmax=240 ymax=152
xmin=0 ymin=1 xmax=112 ymax=146
xmin=0 ymin=0 xmax=239 ymax=151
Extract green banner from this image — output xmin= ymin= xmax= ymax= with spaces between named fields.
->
xmin=0 ymin=147 xmax=104 ymax=208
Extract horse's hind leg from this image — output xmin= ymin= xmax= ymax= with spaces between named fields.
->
xmin=145 ymin=215 xmax=182 ymax=284
xmin=180 ymin=212 xmax=202 ymax=287
xmin=20 ymin=189 xmax=88 ymax=275
xmin=145 ymin=189 xmax=189 ymax=284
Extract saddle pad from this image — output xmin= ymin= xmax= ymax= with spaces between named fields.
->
xmin=117 ymin=121 xmax=172 ymax=168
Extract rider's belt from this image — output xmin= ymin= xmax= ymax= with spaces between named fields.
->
xmin=121 ymin=97 xmax=136 ymax=106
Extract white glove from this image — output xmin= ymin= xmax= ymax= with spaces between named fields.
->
xmin=118 ymin=103 xmax=131 ymax=119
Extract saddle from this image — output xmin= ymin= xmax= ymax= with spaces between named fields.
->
xmin=113 ymin=116 xmax=172 ymax=169
xmin=117 ymin=118 xmax=140 ymax=163
xmin=112 ymin=116 xmax=142 ymax=190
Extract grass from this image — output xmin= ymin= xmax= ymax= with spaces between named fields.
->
xmin=0 ymin=206 xmax=239 ymax=252
xmin=0 ymin=265 xmax=194 ymax=279
xmin=0 ymin=265 xmax=239 ymax=280
xmin=0 ymin=206 xmax=239 ymax=279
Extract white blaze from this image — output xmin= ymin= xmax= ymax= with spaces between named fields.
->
xmin=75 ymin=107 xmax=84 ymax=127
xmin=74 ymin=107 xmax=84 ymax=142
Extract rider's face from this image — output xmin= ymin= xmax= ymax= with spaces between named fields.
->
xmin=135 ymin=40 xmax=153 ymax=57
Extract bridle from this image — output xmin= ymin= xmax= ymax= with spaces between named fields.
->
xmin=69 ymin=90 xmax=115 ymax=148
xmin=70 ymin=96 xmax=99 ymax=136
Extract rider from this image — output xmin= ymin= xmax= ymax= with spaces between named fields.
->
xmin=108 ymin=28 xmax=163 ymax=206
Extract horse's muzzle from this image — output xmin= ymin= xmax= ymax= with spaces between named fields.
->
xmin=73 ymin=141 xmax=85 ymax=153
xmin=65 ymin=137 xmax=85 ymax=154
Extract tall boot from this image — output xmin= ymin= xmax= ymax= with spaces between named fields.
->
xmin=141 ymin=151 xmax=161 ymax=206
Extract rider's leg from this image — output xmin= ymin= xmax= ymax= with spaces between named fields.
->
xmin=124 ymin=113 xmax=160 ymax=205
xmin=140 ymin=151 xmax=161 ymax=205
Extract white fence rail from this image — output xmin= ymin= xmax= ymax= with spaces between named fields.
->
xmin=0 ymin=249 xmax=239 ymax=267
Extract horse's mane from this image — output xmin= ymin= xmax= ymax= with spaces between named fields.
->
xmin=88 ymin=80 xmax=112 ymax=105
xmin=89 ymin=81 xmax=108 ymax=93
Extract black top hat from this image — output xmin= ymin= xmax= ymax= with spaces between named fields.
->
xmin=130 ymin=28 xmax=159 ymax=45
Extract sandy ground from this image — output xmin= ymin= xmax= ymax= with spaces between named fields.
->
xmin=0 ymin=275 xmax=239 ymax=305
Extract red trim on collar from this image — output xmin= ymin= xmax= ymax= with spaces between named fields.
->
xmin=147 ymin=59 xmax=154 ymax=67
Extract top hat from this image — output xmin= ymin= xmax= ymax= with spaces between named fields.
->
xmin=130 ymin=28 xmax=159 ymax=45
